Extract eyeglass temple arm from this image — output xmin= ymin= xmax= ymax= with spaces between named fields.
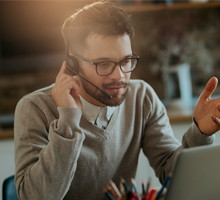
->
xmin=132 ymin=52 xmax=139 ymax=58
xmin=74 ymin=54 xmax=94 ymax=65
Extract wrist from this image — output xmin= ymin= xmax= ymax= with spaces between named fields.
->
xmin=193 ymin=117 xmax=209 ymax=136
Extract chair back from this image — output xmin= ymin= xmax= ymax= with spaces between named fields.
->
xmin=2 ymin=175 xmax=19 ymax=200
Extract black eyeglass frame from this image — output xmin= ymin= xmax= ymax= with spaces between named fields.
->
xmin=73 ymin=52 xmax=140 ymax=76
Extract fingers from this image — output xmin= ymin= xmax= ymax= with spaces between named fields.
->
xmin=211 ymin=103 xmax=220 ymax=127
xmin=60 ymin=77 xmax=80 ymax=96
xmin=51 ymin=61 xmax=81 ymax=108
xmin=55 ymin=73 xmax=80 ymax=97
xmin=211 ymin=114 xmax=220 ymax=125
xmin=199 ymin=77 xmax=218 ymax=101
xmin=56 ymin=61 xmax=67 ymax=81
xmin=55 ymin=61 xmax=79 ymax=88
xmin=58 ymin=75 xmax=79 ymax=88
xmin=70 ymin=78 xmax=81 ymax=97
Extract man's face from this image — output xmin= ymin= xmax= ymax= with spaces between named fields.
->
xmin=78 ymin=33 xmax=132 ymax=107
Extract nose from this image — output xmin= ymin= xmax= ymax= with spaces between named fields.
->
xmin=109 ymin=64 xmax=125 ymax=80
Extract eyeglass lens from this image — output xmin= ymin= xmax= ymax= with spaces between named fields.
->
xmin=97 ymin=58 xmax=138 ymax=75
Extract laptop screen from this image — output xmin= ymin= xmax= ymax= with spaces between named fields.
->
xmin=164 ymin=144 xmax=220 ymax=200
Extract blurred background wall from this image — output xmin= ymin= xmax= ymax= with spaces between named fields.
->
xmin=0 ymin=0 xmax=220 ymax=198
xmin=0 ymin=1 xmax=220 ymax=116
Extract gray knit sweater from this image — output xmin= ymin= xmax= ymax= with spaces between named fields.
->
xmin=14 ymin=79 xmax=214 ymax=200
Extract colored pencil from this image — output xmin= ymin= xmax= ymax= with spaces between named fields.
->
xmin=103 ymin=188 xmax=116 ymax=200
xmin=155 ymin=174 xmax=171 ymax=200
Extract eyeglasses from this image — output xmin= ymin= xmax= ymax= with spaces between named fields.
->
xmin=74 ymin=53 xmax=139 ymax=76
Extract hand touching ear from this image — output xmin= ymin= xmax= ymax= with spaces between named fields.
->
xmin=51 ymin=61 xmax=82 ymax=110
xmin=194 ymin=77 xmax=220 ymax=135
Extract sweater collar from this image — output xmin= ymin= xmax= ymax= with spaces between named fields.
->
xmin=79 ymin=95 xmax=115 ymax=124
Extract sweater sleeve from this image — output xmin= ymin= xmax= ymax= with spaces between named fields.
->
xmin=14 ymin=97 xmax=85 ymax=200
xmin=141 ymin=85 xmax=214 ymax=184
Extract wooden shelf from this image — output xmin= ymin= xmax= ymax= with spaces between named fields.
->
xmin=0 ymin=129 xmax=14 ymax=139
xmin=120 ymin=1 xmax=220 ymax=13
xmin=169 ymin=113 xmax=192 ymax=124
xmin=0 ymin=112 xmax=193 ymax=139
xmin=167 ymin=107 xmax=193 ymax=124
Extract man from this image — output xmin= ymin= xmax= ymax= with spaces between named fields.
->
xmin=14 ymin=1 xmax=220 ymax=200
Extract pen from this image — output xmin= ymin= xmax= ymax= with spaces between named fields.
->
xmin=155 ymin=174 xmax=171 ymax=200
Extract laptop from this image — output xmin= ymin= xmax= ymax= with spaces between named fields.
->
xmin=164 ymin=144 xmax=220 ymax=200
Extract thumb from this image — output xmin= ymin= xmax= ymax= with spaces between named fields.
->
xmin=199 ymin=77 xmax=218 ymax=101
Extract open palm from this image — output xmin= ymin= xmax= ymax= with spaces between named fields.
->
xmin=194 ymin=77 xmax=220 ymax=135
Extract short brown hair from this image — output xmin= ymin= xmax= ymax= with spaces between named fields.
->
xmin=62 ymin=1 xmax=135 ymax=54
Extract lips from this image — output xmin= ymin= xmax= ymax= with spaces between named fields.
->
xmin=106 ymin=86 xmax=124 ymax=94
xmin=103 ymin=81 xmax=128 ymax=94
xmin=108 ymin=86 xmax=122 ymax=89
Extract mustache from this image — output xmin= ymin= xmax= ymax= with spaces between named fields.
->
xmin=102 ymin=81 xmax=129 ymax=88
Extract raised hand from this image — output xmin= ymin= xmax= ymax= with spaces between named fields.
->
xmin=51 ymin=61 xmax=82 ymax=110
xmin=194 ymin=77 xmax=220 ymax=135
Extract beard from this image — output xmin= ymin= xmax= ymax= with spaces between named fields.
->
xmin=79 ymin=70 xmax=130 ymax=107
